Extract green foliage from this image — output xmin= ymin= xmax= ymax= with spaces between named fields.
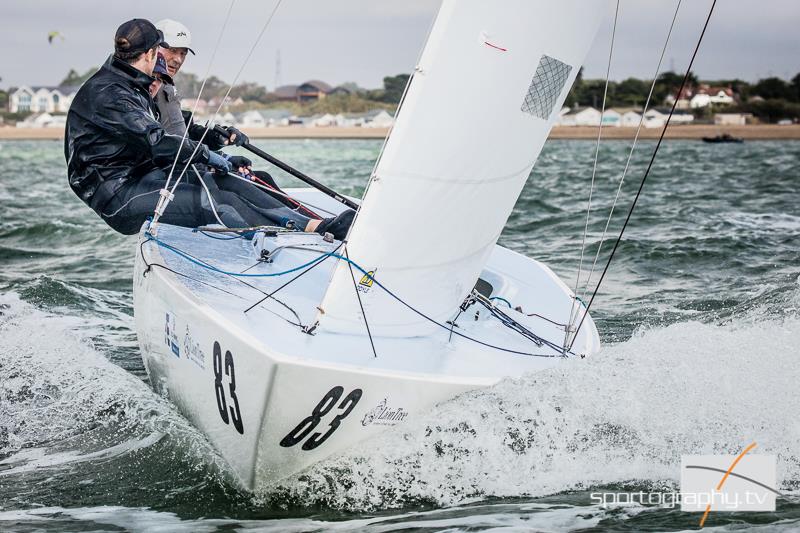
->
xmin=60 ymin=67 xmax=97 ymax=87
xmin=738 ymin=99 xmax=800 ymax=122
xmin=615 ymin=77 xmax=650 ymax=106
xmin=337 ymin=82 xmax=364 ymax=94
xmin=793 ymin=73 xmax=800 ymax=101
xmin=173 ymin=72 xmax=229 ymax=98
xmin=0 ymin=110 xmax=33 ymax=122
xmin=752 ymin=77 xmax=793 ymax=100
xmin=374 ymin=74 xmax=410 ymax=104
xmin=305 ymin=94 xmax=394 ymax=115
xmin=0 ymin=90 xmax=7 ymax=109
xmin=229 ymin=81 xmax=269 ymax=103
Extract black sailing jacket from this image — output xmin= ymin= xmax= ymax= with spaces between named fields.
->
xmin=64 ymin=55 xmax=211 ymax=212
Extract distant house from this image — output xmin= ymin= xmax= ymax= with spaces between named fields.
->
xmin=664 ymin=87 xmax=694 ymax=110
xmin=271 ymin=81 xmax=334 ymax=102
xmin=620 ymin=110 xmax=642 ymax=127
xmin=558 ymin=106 xmax=601 ymax=126
xmin=690 ymin=85 xmax=735 ymax=108
xmin=273 ymin=85 xmax=298 ymax=101
xmin=600 ymin=109 xmax=622 ymax=127
xmin=643 ymin=109 xmax=666 ymax=128
xmin=670 ymin=110 xmax=695 ymax=124
xmin=15 ymin=112 xmax=67 ymax=128
xmin=642 ymin=108 xmax=694 ymax=128
xmin=8 ymin=85 xmax=78 ymax=113
xmin=235 ymin=109 xmax=293 ymax=128
xmin=363 ymin=109 xmax=394 ymax=128
xmin=307 ymin=113 xmax=341 ymax=127
xmin=181 ymin=98 xmax=208 ymax=114
xmin=714 ymin=113 xmax=751 ymax=126
xmin=206 ymin=96 xmax=244 ymax=109
xmin=297 ymin=80 xmax=333 ymax=102
xmin=328 ymin=86 xmax=352 ymax=96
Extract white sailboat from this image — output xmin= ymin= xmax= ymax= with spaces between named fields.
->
xmin=134 ymin=0 xmax=608 ymax=489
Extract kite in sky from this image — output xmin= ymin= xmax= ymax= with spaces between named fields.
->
xmin=48 ymin=31 xmax=65 ymax=44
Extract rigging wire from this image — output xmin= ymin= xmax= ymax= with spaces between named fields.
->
xmin=152 ymin=0 xmax=284 ymax=231
xmin=152 ymin=0 xmax=236 ymax=229
xmin=224 ymin=172 xmax=339 ymax=217
xmin=146 ymin=230 xmax=569 ymax=358
xmin=344 ymin=246 xmax=378 ymax=358
xmin=568 ymin=0 xmax=718 ymax=351
xmin=243 ymin=241 xmax=345 ymax=314
xmin=193 ymin=165 xmax=228 ymax=227
xmin=579 ymin=0 xmax=683 ymax=304
xmin=143 ymin=233 xmax=303 ymax=325
xmin=101 ymin=189 xmax=161 ymax=218
xmin=566 ymin=0 xmax=620 ymax=341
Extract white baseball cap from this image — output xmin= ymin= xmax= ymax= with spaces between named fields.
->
xmin=155 ymin=19 xmax=195 ymax=55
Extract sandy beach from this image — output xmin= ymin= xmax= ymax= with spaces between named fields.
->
xmin=2 ymin=124 xmax=799 ymax=141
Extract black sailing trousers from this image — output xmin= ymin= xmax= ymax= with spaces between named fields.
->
xmin=97 ymin=169 xmax=310 ymax=235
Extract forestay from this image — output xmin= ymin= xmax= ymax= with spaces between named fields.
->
xmin=317 ymin=0 xmax=609 ymax=337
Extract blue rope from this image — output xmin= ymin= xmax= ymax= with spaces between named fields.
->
xmin=144 ymin=232 xmax=572 ymax=358
xmin=145 ymin=232 xmax=332 ymax=278
xmin=490 ymin=296 xmax=513 ymax=308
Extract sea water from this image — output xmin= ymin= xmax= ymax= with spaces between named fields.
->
xmin=0 ymin=138 xmax=798 ymax=531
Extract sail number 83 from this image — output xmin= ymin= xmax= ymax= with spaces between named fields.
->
xmin=213 ymin=342 xmax=244 ymax=434
xmin=280 ymin=386 xmax=362 ymax=451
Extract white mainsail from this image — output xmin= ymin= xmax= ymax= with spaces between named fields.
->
xmin=317 ymin=0 xmax=609 ymax=337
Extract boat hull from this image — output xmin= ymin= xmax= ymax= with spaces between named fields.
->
xmin=133 ymin=201 xmax=599 ymax=489
xmin=135 ymin=253 xmax=494 ymax=488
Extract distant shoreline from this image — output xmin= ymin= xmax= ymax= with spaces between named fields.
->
xmin=2 ymin=124 xmax=799 ymax=141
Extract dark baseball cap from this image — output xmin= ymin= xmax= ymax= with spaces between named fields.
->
xmin=153 ymin=53 xmax=174 ymax=84
xmin=115 ymin=18 xmax=164 ymax=55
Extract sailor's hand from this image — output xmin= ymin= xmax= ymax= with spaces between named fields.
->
xmin=227 ymin=155 xmax=252 ymax=174
xmin=207 ymin=151 xmax=232 ymax=174
xmin=221 ymin=126 xmax=249 ymax=147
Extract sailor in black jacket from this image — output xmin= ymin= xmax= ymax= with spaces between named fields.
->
xmin=65 ymin=18 xmax=354 ymax=238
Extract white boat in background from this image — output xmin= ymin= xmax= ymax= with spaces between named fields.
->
xmin=134 ymin=0 xmax=608 ymax=489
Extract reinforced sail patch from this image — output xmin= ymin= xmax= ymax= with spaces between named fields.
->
xmin=521 ymin=55 xmax=572 ymax=120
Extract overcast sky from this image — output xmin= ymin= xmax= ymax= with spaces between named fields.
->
xmin=1 ymin=0 xmax=798 ymax=91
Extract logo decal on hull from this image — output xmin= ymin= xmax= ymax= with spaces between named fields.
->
xmin=164 ymin=311 xmax=180 ymax=358
xmin=183 ymin=325 xmax=205 ymax=369
xmin=361 ymin=398 xmax=408 ymax=426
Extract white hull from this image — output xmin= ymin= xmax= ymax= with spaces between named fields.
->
xmin=133 ymin=189 xmax=599 ymax=490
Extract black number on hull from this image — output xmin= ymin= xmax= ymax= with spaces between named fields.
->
xmin=225 ymin=350 xmax=244 ymax=434
xmin=280 ymin=386 xmax=362 ymax=450
xmin=302 ymin=388 xmax=362 ymax=450
xmin=213 ymin=342 xmax=229 ymax=424
xmin=212 ymin=341 xmax=244 ymax=434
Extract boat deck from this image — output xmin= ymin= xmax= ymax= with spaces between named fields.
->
xmin=141 ymin=190 xmax=598 ymax=383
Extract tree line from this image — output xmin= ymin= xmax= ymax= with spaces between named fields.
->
xmin=566 ymin=69 xmax=800 ymax=122
xmin=2 ymin=68 xmax=799 ymax=123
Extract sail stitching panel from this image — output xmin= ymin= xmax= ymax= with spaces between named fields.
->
xmin=521 ymin=55 xmax=572 ymax=119
xmin=375 ymin=158 xmax=540 ymax=185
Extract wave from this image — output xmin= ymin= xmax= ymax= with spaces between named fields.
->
xmin=264 ymin=292 xmax=800 ymax=510
xmin=0 ymin=294 xmax=231 ymax=488
xmin=2 ymin=286 xmax=799 ymax=517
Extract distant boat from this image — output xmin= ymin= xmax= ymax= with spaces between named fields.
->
xmin=702 ymin=133 xmax=743 ymax=143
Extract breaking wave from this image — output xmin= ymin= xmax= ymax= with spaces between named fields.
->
xmin=0 ymin=293 xmax=234 ymax=492
xmin=264 ymin=287 xmax=800 ymax=510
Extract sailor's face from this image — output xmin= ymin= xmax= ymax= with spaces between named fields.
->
xmin=149 ymin=78 xmax=163 ymax=98
xmin=159 ymin=46 xmax=188 ymax=76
